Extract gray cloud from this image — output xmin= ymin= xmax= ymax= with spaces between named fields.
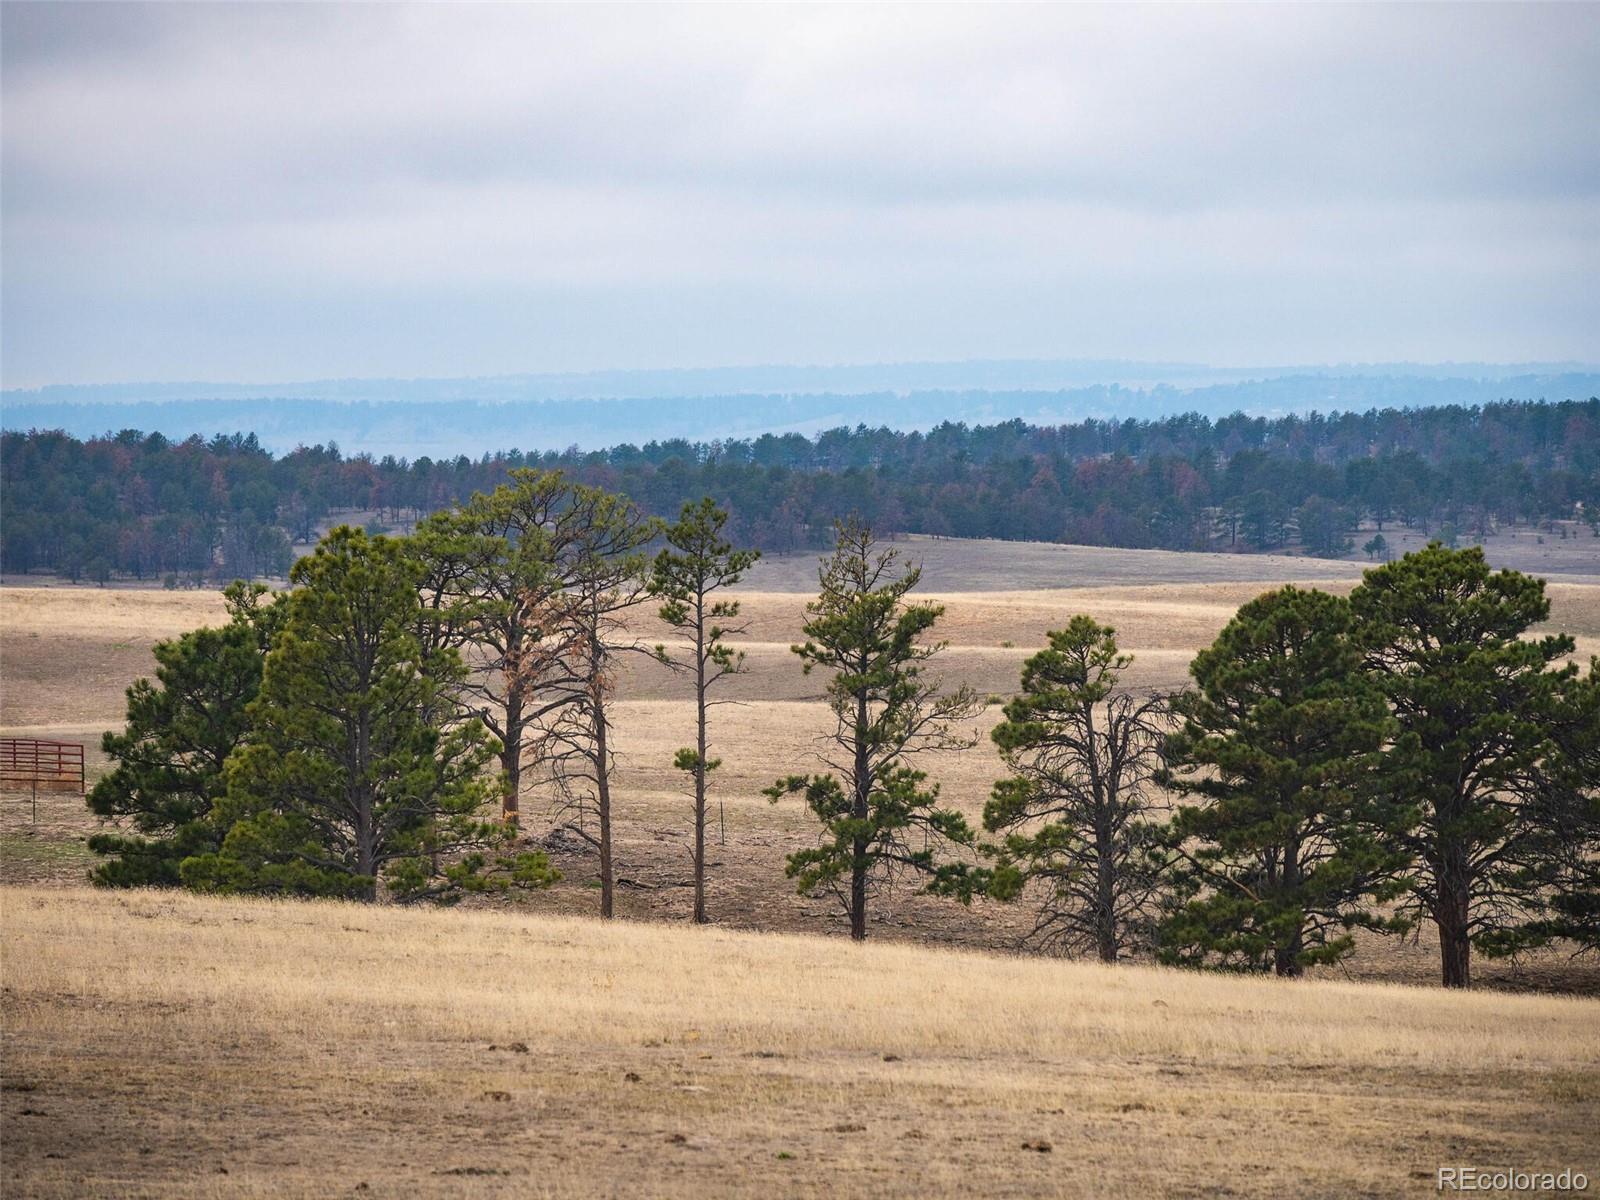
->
xmin=3 ymin=2 xmax=1597 ymax=386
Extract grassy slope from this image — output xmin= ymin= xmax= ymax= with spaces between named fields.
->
xmin=4 ymin=541 xmax=1600 ymax=1195
xmin=5 ymin=574 xmax=1599 ymax=980
xmin=4 ymin=887 xmax=1598 ymax=1199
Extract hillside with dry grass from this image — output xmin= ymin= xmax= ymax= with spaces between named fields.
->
xmin=5 ymin=886 xmax=1599 ymax=1199
xmin=4 ymin=537 xmax=1600 ymax=1197
xmin=4 ymin=539 xmax=1600 ymax=983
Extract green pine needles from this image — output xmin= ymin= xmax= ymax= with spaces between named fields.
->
xmin=1158 ymin=586 xmax=1411 ymax=976
xmin=981 ymin=617 xmax=1171 ymax=963
xmin=180 ymin=528 xmax=556 ymax=902
xmin=87 ymin=581 xmax=285 ymax=886
xmin=766 ymin=519 xmax=982 ymax=941
xmin=649 ymin=497 xmax=760 ymax=924
xmin=1351 ymin=543 xmax=1590 ymax=986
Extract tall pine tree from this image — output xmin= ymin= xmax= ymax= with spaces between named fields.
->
xmin=980 ymin=618 xmax=1171 ymax=962
xmin=413 ymin=469 xmax=578 ymax=826
xmin=1539 ymin=657 xmax=1600 ymax=955
xmin=1352 ymin=544 xmax=1581 ymax=986
xmin=648 ymin=497 xmax=760 ymax=924
xmin=766 ymin=519 xmax=981 ymax=940
xmin=1160 ymin=586 xmax=1409 ymax=976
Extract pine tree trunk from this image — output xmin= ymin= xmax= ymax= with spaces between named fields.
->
xmin=355 ymin=822 xmax=377 ymax=902
xmin=693 ymin=604 xmax=708 ymax=924
xmin=596 ymin=693 xmax=614 ymax=920
xmin=849 ymin=852 xmax=867 ymax=941
xmin=1436 ymin=881 xmax=1472 ymax=989
xmin=1095 ymin=824 xmax=1117 ymax=964
xmin=354 ymin=706 xmax=377 ymax=902
xmin=1080 ymin=700 xmax=1119 ymax=965
xmin=1275 ymin=836 xmax=1304 ymax=977
xmin=501 ymin=690 xmax=522 ymax=827
xmin=850 ymin=689 xmax=870 ymax=942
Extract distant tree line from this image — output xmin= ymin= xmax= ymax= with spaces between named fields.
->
xmin=84 ymin=470 xmax=1599 ymax=988
xmin=3 ymin=398 xmax=1597 ymax=581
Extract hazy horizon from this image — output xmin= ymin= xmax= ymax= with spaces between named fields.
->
xmin=6 ymin=356 xmax=1600 ymax=404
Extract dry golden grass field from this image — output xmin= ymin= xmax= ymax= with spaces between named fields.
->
xmin=3 ymin=536 xmax=1600 ymax=1197
xmin=5 ymin=887 xmax=1600 ymax=1199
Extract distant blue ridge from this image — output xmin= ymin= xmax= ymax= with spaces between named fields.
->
xmin=3 ymin=364 xmax=1598 ymax=459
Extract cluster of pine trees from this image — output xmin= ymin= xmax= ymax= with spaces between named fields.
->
xmin=6 ymin=398 xmax=1597 ymax=580
xmin=87 ymin=472 xmax=761 ymax=920
xmin=87 ymin=470 xmax=1599 ymax=989
xmin=757 ymin=527 xmax=1598 ymax=989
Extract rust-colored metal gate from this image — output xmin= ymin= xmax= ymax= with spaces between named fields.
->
xmin=0 ymin=738 xmax=86 ymax=821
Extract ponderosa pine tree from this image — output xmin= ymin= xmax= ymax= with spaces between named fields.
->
xmin=648 ymin=497 xmax=760 ymax=924
xmin=766 ymin=519 xmax=981 ymax=941
xmin=979 ymin=618 xmax=1170 ymax=962
xmin=1541 ymin=659 xmax=1600 ymax=954
xmin=1159 ymin=586 xmax=1410 ymax=976
xmin=413 ymin=470 xmax=573 ymax=825
xmin=1352 ymin=545 xmax=1583 ymax=986
xmin=182 ymin=527 xmax=556 ymax=902
xmin=86 ymin=581 xmax=284 ymax=886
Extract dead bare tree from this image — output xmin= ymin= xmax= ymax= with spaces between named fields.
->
xmin=520 ymin=487 xmax=660 ymax=918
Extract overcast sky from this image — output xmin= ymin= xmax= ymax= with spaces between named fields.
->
xmin=3 ymin=2 xmax=1597 ymax=388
